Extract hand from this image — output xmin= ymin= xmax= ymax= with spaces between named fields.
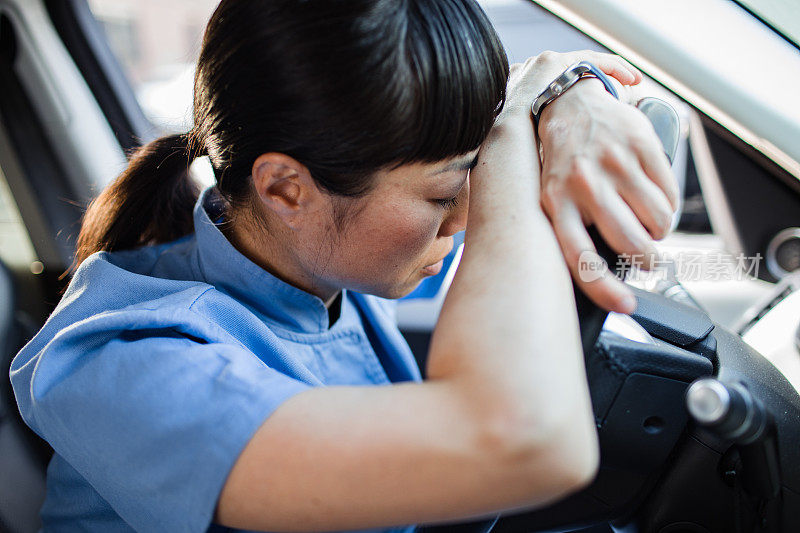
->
xmin=499 ymin=50 xmax=642 ymax=123
xmin=532 ymin=52 xmax=680 ymax=314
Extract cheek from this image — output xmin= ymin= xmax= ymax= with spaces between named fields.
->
xmin=374 ymin=205 xmax=437 ymax=264
xmin=344 ymin=200 xmax=440 ymax=280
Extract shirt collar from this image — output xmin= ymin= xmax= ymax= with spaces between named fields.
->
xmin=193 ymin=186 xmax=335 ymax=333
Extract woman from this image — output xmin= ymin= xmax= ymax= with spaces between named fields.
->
xmin=10 ymin=0 xmax=678 ymax=531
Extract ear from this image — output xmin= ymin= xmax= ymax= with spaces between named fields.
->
xmin=251 ymin=153 xmax=323 ymax=227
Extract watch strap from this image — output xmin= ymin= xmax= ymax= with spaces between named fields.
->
xmin=531 ymin=61 xmax=620 ymax=127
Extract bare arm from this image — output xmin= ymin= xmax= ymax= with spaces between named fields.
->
xmin=213 ymin=55 xmax=626 ymax=532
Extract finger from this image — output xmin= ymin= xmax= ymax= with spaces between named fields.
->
xmin=582 ymin=51 xmax=639 ymax=86
xmin=602 ymin=146 xmax=675 ymax=239
xmin=614 ymin=55 xmax=643 ymax=84
xmin=548 ymin=201 xmax=637 ymax=314
xmin=618 ymin=174 xmax=675 ymax=241
xmin=635 ymin=126 xmax=681 ymax=211
xmin=579 ymin=178 xmax=661 ymax=270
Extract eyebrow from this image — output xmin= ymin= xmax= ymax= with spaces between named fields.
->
xmin=433 ymin=153 xmax=479 ymax=175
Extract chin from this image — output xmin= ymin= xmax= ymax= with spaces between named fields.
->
xmin=355 ymin=277 xmax=424 ymax=300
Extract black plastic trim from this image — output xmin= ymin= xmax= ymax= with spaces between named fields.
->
xmin=702 ymin=116 xmax=800 ymax=283
xmin=730 ymin=1 xmax=800 ymax=53
xmin=0 ymin=13 xmax=79 ymax=286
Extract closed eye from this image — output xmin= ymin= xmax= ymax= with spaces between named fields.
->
xmin=431 ymin=157 xmax=475 ymax=210
xmin=433 ymin=195 xmax=460 ymax=210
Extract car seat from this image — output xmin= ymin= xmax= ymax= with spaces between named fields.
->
xmin=0 ymin=259 xmax=51 ymax=533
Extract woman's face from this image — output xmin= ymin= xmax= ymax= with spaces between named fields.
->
xmin=300 ymin=151 xmax=477 ymax=300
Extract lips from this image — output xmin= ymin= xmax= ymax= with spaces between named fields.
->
xmin=421 ymin=239 xmax=454 ymax=276
xmin=421 ymin=258 xmax=445 ymax=276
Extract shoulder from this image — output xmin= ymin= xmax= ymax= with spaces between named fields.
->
xmin=11 ymin=251 xmax=230 ymax=397
xmin=10 ymin=252 xmax=300 ymax=434
xmin=53 ymin=250 xmax=214 ymax=331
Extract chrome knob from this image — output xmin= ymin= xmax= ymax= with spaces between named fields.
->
xmin=686 ymin=378 xmax=731 ymax=425
xmin=685 ymin=377 xmax=767 ymax=445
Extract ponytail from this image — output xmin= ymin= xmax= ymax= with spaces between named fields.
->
xmin=74 ymin=134 xmax=203 ymax=269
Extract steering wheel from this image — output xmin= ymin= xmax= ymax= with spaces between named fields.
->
xmin=421 ymin=100 xmax=800 ymax=533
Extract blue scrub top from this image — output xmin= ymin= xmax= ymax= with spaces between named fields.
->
xmin=9 ymin=186 xmax=422 ymax=533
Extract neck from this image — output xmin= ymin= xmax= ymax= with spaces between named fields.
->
xmin=222 ymin=216 xmax=340 ymax=306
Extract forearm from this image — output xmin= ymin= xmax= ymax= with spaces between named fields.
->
xmin=427 ymin=114 xmax=595 ymax=450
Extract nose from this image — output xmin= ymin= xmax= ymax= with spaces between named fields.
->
xmin=438 ymin=178 xmax=469 ymax=237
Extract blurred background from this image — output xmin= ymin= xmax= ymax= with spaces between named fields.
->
xmin=87 ymin=0 xmax=606 ymax=133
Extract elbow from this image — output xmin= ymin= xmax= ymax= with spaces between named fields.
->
xmin=544 ymin=412 xmax=600 ymax=492
xmin=476 ymin=402 xmax=600 ymax=500
xmin=547 ymin=428 xmax=600 ymax=494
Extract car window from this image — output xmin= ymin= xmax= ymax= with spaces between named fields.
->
xmin=480 ymin=0 xmax=606 ymax=59
xmin=87 ymin=0 xmax=219 ymax=134
xmin=0 ymin=166 xmax=39 ymax=274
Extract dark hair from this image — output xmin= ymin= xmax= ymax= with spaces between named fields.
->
xmin=75 ymin=0 xmax=509 ymax=267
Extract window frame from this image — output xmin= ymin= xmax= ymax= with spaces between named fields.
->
xmin=44 ymin=0 xmax=157 ymax=154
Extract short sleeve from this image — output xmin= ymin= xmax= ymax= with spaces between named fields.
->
xmin=16 ymin=327 xmax=310 ymax=532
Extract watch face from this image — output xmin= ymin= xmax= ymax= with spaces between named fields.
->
xmin=560 ymin=67 xmax=583 ymax=85
xmin=534 ymin=62 xmax=598 ymax=116
xmin=573 ymin=64 xmax=593 ymax=77
xmin=554 ymin=64 xmax=592 ymax=92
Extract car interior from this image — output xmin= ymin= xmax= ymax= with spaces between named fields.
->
xmin=1 ymin=0 xmax=799 ymax=532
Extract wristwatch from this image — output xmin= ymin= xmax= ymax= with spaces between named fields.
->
xmin=531 ymin=61 xmax=620 ymax=127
